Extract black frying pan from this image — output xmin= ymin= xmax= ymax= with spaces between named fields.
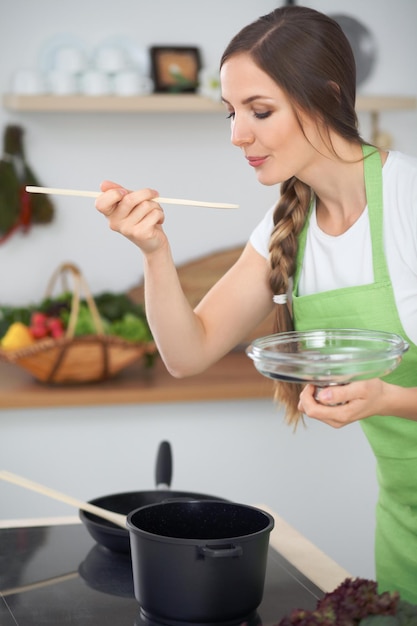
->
xmin=79 ymin=441 xmax=226 ymax=553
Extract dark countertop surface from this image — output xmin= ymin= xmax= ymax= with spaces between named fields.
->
xmin=0 ymin=508 xmax=350 ymax=626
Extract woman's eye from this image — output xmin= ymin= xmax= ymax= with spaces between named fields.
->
xmin=254 ymin=111 xmax=272 ymax=119
xmin=226 ymin=111 xmax=235 ymax=119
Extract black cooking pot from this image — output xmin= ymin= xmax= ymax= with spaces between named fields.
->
xmin=79 ymin=441 xmax=226 ymax=553
xmin=127 ymin=500 xmax=274 ymax=624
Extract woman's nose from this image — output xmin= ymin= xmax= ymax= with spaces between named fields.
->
xmin=230 ymin=117 xmax=253 ymax=147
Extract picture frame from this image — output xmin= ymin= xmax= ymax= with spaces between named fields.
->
xmin=150 ymin=46 xmax=202 ymax=93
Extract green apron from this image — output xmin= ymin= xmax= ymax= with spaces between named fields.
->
xmin=292 ymin=145 xmax=417 ymax=602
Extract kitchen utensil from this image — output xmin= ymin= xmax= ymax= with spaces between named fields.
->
xmin=246 ymin=328 xmax=409 ymax=386
xmin=25 ymin=186 xmax=239 ymax=209
xmin=127 ymin=499 xmax=274 ymax=624
xmin=80 ymin=440 xmax=227 ymax=553
xmin=1 ymin=573 xmax=79 ymax=598
xmin=0 ymin=470 xmax=127 ymax=529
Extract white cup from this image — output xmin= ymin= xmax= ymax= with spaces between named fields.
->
xmin=11 ymin=69 xmax=45 ymax=95
xmin=113 ymin=71 xmax=153 ymax=96
xmin=80 ymin=70 xmax=111 ymax=95
xmin=46 ymin=70 xmax=78 ymax=95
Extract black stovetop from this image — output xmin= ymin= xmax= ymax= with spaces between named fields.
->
xmin=0 ymin=523 xmax=323 ymax=625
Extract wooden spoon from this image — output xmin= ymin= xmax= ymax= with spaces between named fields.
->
xmin=0 ymin=470 xmax=127 ymax=529
xmin=25 ymin=186 xmax=239 ymax=209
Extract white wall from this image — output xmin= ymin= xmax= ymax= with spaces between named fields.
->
xmin=1 ymin=0 xmax=417 ymax=583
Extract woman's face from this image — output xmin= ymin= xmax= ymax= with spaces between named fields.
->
xmin=220 ymin=53 xmax=320 ymax=186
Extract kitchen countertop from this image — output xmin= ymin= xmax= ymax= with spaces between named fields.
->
xmin=0 ymin=506 xmax=350 ymax=594
xmin=0 ymin=507 xmax=351 ymax=626
xmin=0 ymin=350 xmax=273 ymax=409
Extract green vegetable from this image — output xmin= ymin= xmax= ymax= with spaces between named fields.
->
xmin=39 ymin=292 xmax=72 ymax=317
xmin=360 ymin=616 xmax=398 ymax=625
xmin=0 ymin=305 xmax=34 ymax=337
xmin=93 ymin=292 xmax=147 ymax=322
xmin=60 ymin=303 xmax=109 ymax=336
xmin=395 ymin=599 xmax=417 ymax=625
xmin=93 ymin=291 xmax=153 ymax=342
xmin=108 ymin=312 xmax=152 ymax=342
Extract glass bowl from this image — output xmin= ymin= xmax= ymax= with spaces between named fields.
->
xmin=246 ymin=329 xmax=409 ymax=386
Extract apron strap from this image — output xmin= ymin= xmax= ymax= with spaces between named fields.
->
xmin=293 ymin=201 xmax=313 ymax=291
xmin=362 ymin=144 xmax=390 ymax=283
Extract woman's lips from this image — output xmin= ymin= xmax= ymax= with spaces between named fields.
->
xmin=246 ymin=156 xmax=268 ymax=167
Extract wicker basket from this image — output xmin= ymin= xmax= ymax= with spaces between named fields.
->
xmin=0 ymin=263 xmax=156 ymax=384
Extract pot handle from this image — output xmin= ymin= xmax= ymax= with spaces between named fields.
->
xmin=198 ymin=544 xmax=243 ymax=559
xmin=155 ymin=441 xmax=172 ymax=489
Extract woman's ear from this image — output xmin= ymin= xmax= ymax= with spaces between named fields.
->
xmin=328 ymin=80 xmax=341 ymax=102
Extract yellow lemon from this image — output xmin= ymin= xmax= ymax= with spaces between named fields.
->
xmin=1 ymin=322 xmax=35 ymax=351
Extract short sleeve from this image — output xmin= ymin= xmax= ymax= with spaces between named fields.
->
xmin=249 ymin=205 xmax=275 ymax=259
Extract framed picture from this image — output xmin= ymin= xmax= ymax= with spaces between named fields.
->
xmin=150 ymin=46 xmax=202 ymax=93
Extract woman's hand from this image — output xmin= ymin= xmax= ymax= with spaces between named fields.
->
xmin=297 ymin=378 xmax=387 ymax=428
xmin=95 ymin=180 xmax=167 ymax=254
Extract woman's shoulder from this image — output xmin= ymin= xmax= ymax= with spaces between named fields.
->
xmin=383 ymin=151 xmax=417 ymax=233
xmin=384 ymin=150 xmax=417 ymax=178
xmin=383 ymin=151 xmax=417 ymax=207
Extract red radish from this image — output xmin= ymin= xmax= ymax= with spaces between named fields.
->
xmin=30 ymin=324 xmax=49 ymax=339
xmin=30 ymin=312 xmax=48 ymax=326
xmin=47 ymin=318 xmax=64 ymax=338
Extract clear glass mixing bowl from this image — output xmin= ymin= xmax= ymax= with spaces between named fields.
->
xmin=246 ymin=328 xmax=409 ymax=385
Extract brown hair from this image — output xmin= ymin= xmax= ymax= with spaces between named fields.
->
xmin=221 ymin=6 xmax=364 ymax=425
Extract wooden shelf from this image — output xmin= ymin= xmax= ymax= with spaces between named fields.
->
xmin=356 ymin=95 xmax=416 ymax=112
xmin=2 ymin=93 xmax=416 ymax=114
xmin=2 ymin=93 xmax=225 ymax=113
xmin=0 ymin=350 xmax=273 ymax=409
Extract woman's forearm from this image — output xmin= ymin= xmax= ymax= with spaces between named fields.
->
xmin=143 ymin=245 xmax=211 ymax=377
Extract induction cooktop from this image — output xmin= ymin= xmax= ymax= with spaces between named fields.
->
xmin=0 ymin=522 xmax=323 ymax=625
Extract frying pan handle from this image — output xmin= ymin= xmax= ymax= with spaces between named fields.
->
xmin=198 ymin=544 xmax=243 ymax=559
xmin=155 ymin=441 xmax=173 ymax=489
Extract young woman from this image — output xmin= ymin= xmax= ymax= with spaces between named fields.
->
xmin=96 ymin=6 xmax=417 ymax=602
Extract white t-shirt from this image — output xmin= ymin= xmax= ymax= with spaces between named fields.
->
xmin=249 ymin=150 xmax=417 ymax=344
